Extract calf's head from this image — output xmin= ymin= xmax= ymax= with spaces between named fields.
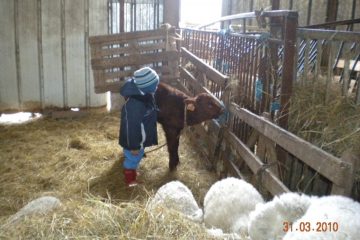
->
xmin=185 ymin=93 xmax=224 ymax=126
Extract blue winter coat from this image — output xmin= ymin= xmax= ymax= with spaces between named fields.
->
xmin=119 ymin=79 xmax=158 ymax=150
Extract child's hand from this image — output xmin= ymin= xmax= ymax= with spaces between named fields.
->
xmin=131 ymin=150 xmax=140 ymax=155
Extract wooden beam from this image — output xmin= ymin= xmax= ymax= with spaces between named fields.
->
xmin=326 ymin=0 xmax=338 ymax=27
xmin=181 ymin=47 xmax=228 ymax=86
xmin=229 ymin=104 xmax=353 ymax=187
xmin=89 ymin=28 xmax=175 ymax=45
xmin=91 ymin=51 xmax=179 ymax=70
xmin=278 ymin=12 xmax=297 ymax=129
xmin=163 ymin=0 xmax=180 ymax=28
xmin=297 ymin=29 xmax=360 ymax=42
xmin=179 ymin=66 xmax=225 ymax=108
xmin=225 ymin=130 xmax=290 ymax=195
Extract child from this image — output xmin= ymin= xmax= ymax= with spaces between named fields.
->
xmin=119 ymin=67 xmax=159 ymax=187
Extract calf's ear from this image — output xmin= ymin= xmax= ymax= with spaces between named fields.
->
xmin=184 ymin=98 xmax=196 ymax=111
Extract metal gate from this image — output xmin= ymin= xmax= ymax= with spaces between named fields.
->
xmin=108 ymin=0 xmax=163 ymax=34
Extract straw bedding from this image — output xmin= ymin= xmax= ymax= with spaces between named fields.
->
xmin=0 ymin=109 xmax=220 ymax=239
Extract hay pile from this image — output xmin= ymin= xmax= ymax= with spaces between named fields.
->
xmin=0 ymin=109 xmax=220 ymax=239
xmin=288 ymin=79 xmax=360 ymax=199
xmin=288 ymin=80 xmax=360 ymax=158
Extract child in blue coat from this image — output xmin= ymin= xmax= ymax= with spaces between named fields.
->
xmin=119 ymin=67 xmax=159 ymax=187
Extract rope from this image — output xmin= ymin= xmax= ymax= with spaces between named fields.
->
xmin=183 ymin=104 xmax=188 ymax=128
xmin=144 ymin=142 xmax=167 ymax=155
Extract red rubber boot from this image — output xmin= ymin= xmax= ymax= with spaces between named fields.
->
xmin=124 ymin=169 xmax=138 ymax=187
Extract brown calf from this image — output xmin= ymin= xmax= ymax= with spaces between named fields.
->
xmin=155 ymin=82 xmax=224 ymax=171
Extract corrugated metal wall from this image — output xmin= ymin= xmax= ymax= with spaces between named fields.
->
xmin=0 ymin=0 xmax=108 ymax=112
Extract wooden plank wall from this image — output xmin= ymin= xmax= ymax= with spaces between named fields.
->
xmin=89 ymin=27 xmax=181 ymax=93
xmin=0 ymin=0 xmax=107 ymax=112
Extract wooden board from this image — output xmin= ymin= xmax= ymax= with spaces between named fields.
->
xmin=225 ymin=130 xmax=290 ymax=196
xmin=336 ymin=59 xmax=360 ymax=72
xmin=229 ymin=104 xmax=352 ymax=187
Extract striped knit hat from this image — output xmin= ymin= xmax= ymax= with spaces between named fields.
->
xmin=133 ymin=67 xmax=159 ymax=93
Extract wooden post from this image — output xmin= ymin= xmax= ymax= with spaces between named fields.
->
xmin=163 ymin=0 xmax=180 ymax=28
xmin=278 ymin=12 xmax=298 ymax=129
xmin=331 ymin=151 xmax=356 ymax=196
xmin=271 ymin=0 xmax=280 ymax=10
xmin=326 ymin=0 xmax=338 ymax=28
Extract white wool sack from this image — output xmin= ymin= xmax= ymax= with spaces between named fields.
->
xmin=147 ymin=181 xmax=203 ymax=222
xmin=248 ymin=192 xmax=314 ymax=240
xmin=203 ymin=177 xmax=264 ymax=235
xmin=6 ymin=196 xmax=61 ymax=225
xmin=283 ymin=195 xmax=360 ymax=240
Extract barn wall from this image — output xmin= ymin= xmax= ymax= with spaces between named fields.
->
xmin=222 ymin=0 xmax=359 ymax=27
xmin=0 ymin=0 xmax=107 ymax=112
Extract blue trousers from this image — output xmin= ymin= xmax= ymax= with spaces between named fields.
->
xmin=123 ymin=148 xmax=145 ymax=169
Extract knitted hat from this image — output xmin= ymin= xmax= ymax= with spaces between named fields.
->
xmin=134 ymin=67 xmax=159 ymax=93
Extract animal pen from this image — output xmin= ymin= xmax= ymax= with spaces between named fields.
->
xmin=90 ymin=10 xmax=360 ymax=201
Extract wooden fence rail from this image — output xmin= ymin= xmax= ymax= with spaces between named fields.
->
xmin=175 ymin=44 xmax=355 ymax=199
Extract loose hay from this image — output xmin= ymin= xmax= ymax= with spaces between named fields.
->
xmin=288 ymin=79 xmax=360 ymax=199
xmin=0 ymin=108 xmax=220 ymax=239
xmin=1 ymin=195 xmax=219 ymax=239
xmin=289 ymin=79 xmax=360 ymax=158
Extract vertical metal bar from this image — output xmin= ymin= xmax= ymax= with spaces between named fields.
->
xmin=356 ymin=74 xmax=360 ymax=104
xmin=249 ymin=39 xmax=256 ymax=111
xmin=130 ymin=0 xmax=133 ymax=31
xmin=279 ymin=13 xmax=298 ymax=129
xmin=120 ymin=0 xmax=124 ymax=32
xmin=306 ymin=0 xmax=312 ymax=25
xmin=153 ymin=0 xmax=156 ymax=29
xmin=259 ymin=47 xmax=267 ymax=113
xmin=157 ymin=0 xmax=160 ymax=28
xmin=14 ymin=0 xmax=22 ymax=109
xmin=238 ymin=37 xmax=245 ymax=101
xmin=84 ymin=0 xmax=90 ymax=107
xmin=201 ymin=32 xmax=205 ymax=59
xmin=254 ymin=40 xmax=260 ymax=113
xmin=244 ymin=38 xmax=250 ymax=107
xmin=351 ymin=0 xmax=356 ymax=31
xmin=208 ymin=32 xmax=212 ymax=64
xmin=37 ymin=0 xmax=44 ymax=109
xmin=134 ymin=0 xmax=137 ymax=31
xmin=108 ymin=0 xmax=112 ymax=34
xmin=61 ymin=0 xmax=67 ymax=108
